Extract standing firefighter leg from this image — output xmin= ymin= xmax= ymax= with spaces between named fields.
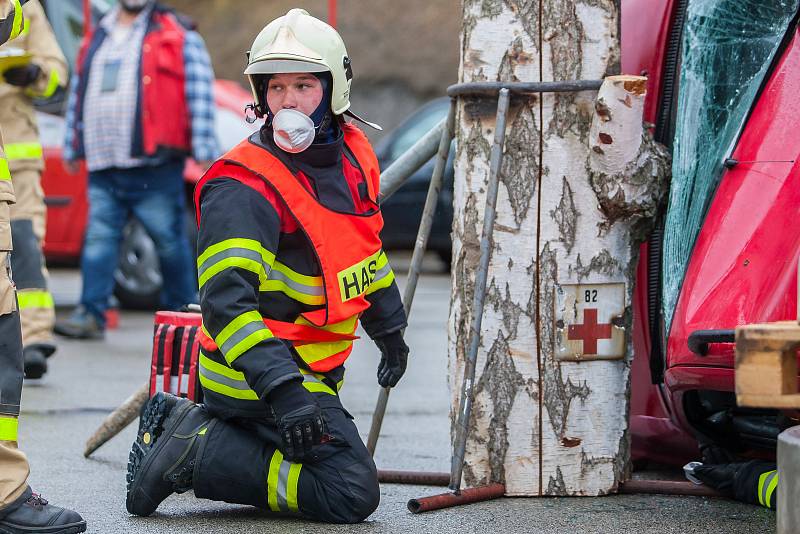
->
xmin=8 ymin=168 xmax=54 ymax=379
xmin=0 ymin=152 xmax=31 ymax=514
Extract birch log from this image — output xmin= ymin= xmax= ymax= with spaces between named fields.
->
xmin=449 ymin=2 xmax=670 ymax=496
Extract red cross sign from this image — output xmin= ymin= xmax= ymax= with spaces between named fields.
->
xmin=567 ymin=308 xmax=612 ymax=355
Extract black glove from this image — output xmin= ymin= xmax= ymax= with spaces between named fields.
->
xmin=267 ymin=380 xmax=325 ymax=461
xmin=693 ymin=460 xmax=777 ymax=507
xmin=374 ymin=330 xmax=409 ymax=388
xmin=3 ymin=64 xmax=40 ymax=87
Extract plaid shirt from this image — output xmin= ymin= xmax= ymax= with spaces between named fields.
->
xmin=63 ymin=6 xmax=219 ymax=169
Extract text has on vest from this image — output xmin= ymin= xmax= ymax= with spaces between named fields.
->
xmin=338 ymin=250 xmax=382 ymax=302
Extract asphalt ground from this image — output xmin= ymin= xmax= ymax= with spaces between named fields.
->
xmin=14 ymin=254 xmax=776 ymax=533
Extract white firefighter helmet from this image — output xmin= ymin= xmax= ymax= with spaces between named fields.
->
xmin=245 ymin=8 xmax=353 ymax=115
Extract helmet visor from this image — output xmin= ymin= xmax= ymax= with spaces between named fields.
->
xmin=245 ymin=59 xmax=330 ymax=75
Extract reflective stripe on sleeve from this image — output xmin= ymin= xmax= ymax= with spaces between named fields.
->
xmin=9 ymin=0 xmax=23 ymax=41
xmin=0 ymin=416 xmax=18 ymax=442
xmin=26 ymin=68 xmax=60 ymax=99
xmin=0 ymin=158 xmax=9 ymax=180
xmin=260 ymin=260 xmax=324 ymax=306
xmin=299 ymin=369 xmax=336 ymax=395
xmin=366 ymin=251 xmax=395 ymax=295
xmin=5 ymin=142 xmax=43 ymax=160
xmin=214 ymin=310 xmax=273 ymax=364
xmin=758 ymin=470 xmax=779 ymax=509
xmin=267 ymin=449 xmax=301 ymax=513
xmin=16 ymin=290 xmax=54 ymax=310
xmin=197 ymin=238 xmax=275 ymax=289
xmin=197 ymin=352 xmax=258 ymax=400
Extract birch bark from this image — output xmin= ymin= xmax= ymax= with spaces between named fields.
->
xmin=449 ymin=1 xmax=669 ymax=495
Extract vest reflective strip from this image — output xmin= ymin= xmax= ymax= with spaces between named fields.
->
xmin=758 ymin=470 xmax=779 ymax=509
xmin=214 ymin=310 xmax=273 ymax=365
xmin=8 ymin=0 xmax=23 ymax=41
xmin=5 ymin=142 xmax=43 ymax=160
xmin=0 ymin=158 xmax=9 ymax=180
xmin=16 ymin=290 xmax=54 ymax=310
xmin=26 ymin=68 xmax=60 ymax=99
xmin=294 ymin=315 xmax=358 ymax=365
xmin=198 ymin=352 xmax=258 ymax=401
xmin=267 ymin=449 xmax=301 ymax=513
xmin=365 ymin=252 xmax=395 ymax=296
xmin=197 ymin=238 xmax=274 ymax=289
xmin=261 ymin=260 xmax=324 ymax=306
xmin=0 ymin=416 xmax=18 ymax=441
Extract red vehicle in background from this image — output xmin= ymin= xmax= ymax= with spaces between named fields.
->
xmin=625 ymin=0 xmax=800 ymax=465
xmin=36 ymin=0 xmax=255 ymax=308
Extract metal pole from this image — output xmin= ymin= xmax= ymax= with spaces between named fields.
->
xmin=449 ymin=88 xmax=511 ymax=493
xmin=367 ymin=100 xmax=457 ymax=456
xmin=447 ymin=79 xmax=602 ymax=98
xmin=380 ymin=119 xmax=446 ymax=201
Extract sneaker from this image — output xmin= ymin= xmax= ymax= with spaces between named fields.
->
xmin=53 ymin=307 xmax=104 ymax=340
xmin=126 ymin=393 xmax=211 ymax=516
xmin=0 ymin=487 xmax=86 ymax=533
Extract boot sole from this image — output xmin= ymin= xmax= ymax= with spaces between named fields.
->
xmin=0 ymin=520 xmax=87 ymax=534
xmin=126 ymin=395 xmax=193 ymax=516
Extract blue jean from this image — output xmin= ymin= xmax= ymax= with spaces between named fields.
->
xmin=80 ymin=161 xmax=195 ymax=325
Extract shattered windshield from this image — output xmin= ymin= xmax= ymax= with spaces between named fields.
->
xmin=661 ymin=0 xmax=798 ymax=332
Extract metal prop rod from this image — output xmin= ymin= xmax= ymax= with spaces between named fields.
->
xmin=409 ymin=483 xmax=506 ymax=513
xmin=449 ymin=88 xmax=511 ymax=493
xmin=380 ymin=119 xmax=446 ymax=201
xmin=378 ymin=470 xmax=450 ymax=486
xmin=447 ymin=79 xmax=602 ymax=98
xmin=367 ymin=99 xmax=457 ymax=456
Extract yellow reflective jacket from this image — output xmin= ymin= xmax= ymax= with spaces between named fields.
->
xmin=0 ymin=0 xmax=66 ymax=173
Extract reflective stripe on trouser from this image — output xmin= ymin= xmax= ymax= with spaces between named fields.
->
xmin=0 ymin=308 xmax=32 ymax=511
xmin=758 ymin=470 xmax=779 ymax=509
xmin=193 ymin=396 xmax=380 ymax=523
xmin=10 ymin=219 xmax=52 ymax=344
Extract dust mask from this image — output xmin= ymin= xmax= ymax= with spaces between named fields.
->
xmin=272 ymin=109 xmax=315 ymax=153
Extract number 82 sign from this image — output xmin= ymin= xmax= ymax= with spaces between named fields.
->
xmin=554 ymin=283 xmax=626 ymax=361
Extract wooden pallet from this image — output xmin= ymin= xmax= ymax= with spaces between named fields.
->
xmin=736 ymin=321 xmax=800 ymax=408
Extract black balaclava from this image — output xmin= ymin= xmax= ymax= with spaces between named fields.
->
xmin=260 ymin=72 xmax=357 ymax=212
xmin=120 ymin=0 xmax=151 ymax=14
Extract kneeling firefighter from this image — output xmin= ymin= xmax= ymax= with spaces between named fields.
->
xmin=125 ymin=9 xmax=409 ymax=523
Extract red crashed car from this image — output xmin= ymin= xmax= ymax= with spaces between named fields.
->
xmin=626 ymin=0 xmax=800 ymax=465
xmin=36 ymin=0 xmax=256 ymax=308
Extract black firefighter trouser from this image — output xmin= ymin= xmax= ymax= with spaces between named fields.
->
xmin=193 ymin=395 xmax=380 ymax=524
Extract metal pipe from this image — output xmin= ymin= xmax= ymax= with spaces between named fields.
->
xmin=378 ymin=470 xmax=450 ymax=486
xmin=447 ymin=80 xmax=602 ymax=98
xmin=380 ymin=119 xmax=446 ymax=201
xmin=408 ymin=483 xmax=506 ymax=513
xmin=618 ymin=479 xmax=722 ymax=498
xmin=367 ymin=101 xmax=456 ymax=456
xmin=449 ymin=88 xmax=511 ymax=492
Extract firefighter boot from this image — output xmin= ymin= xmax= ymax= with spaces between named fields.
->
xmin=126 ymin=393 xmax=211 ymax=516
xmin=23 ymin=344 xmax=56 ymax=380
xmin=0 ymin=487 xmax=86 ymax=534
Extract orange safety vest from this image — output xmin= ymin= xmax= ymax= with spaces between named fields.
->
xmin=194 ymin=124 xmax=384 ymax=372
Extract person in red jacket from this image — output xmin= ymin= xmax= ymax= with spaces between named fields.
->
xmin=55 ymin=0 xmax=219 ymax=339
xmin=125 ymin=9 xmax=409 ymax=523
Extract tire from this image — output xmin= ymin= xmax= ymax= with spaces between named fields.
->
xmin=113 ymin=219 xmax=162 ymax=310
